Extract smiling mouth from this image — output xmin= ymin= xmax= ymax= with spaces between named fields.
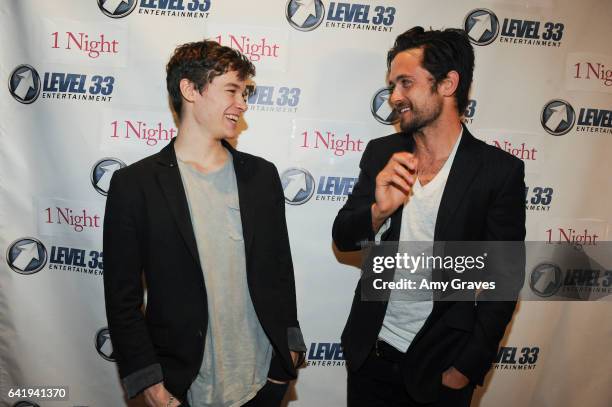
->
xmin=398 ymin=106 xmax=412 ymax=113
xmin=225 ymin=114 xmax=239 ymax=123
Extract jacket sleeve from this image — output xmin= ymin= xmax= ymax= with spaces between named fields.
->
xmin=332 ymin=141 xmax=378 ymax=251
xmin=103 ymin=170 xmax=162 ymax=397
xmin=270 ymin=164 xmax=306 ymax=355
xmin=452 ymin=158 xmax=526 ymax=385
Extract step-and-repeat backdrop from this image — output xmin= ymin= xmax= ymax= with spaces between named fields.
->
xmin=1 ymin=1 xmax=611 ymax=406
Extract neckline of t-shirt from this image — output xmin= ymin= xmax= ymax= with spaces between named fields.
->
xmin=177 ymin=149 xmax=232 ymax=179
xmin=414 ymin=130 xmax=463 ymax=193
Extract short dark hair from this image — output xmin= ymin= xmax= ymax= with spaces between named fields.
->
xmin=166 ymin=40 xmax=255 ymax=119
xmin=387 ymin=27 xmax=474 ymax=114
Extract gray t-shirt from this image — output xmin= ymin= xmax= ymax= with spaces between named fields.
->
xmin=178 ymin=155 xmax=272 ymax=407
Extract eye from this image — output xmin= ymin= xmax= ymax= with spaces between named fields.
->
xmin=400 ymin=78 xmax=412 ymax=88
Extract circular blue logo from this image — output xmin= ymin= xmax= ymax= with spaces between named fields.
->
xmin=541 ymin=99 xmax=576 ymax=136
xmin=97 ymin=0 xmax=138 ymax=18
xmin=8 ymin=65 xmax=41 ymax=104
xmin=280 ymin=168 xmax=315 ymax=205
xmin=13 ymin=401 xmax=40 ymax=407
xmin=95 ymin=327 xmax=116 ymax=361
xmin=91 ymin=158 xmax=126 ymax=196
xmin=530 ymin=262 xmax=562 ymax=297
xmin=463 ymin=9 xmax=500 ymax=46
xmin=286 ymin=0 xmax=326 ymax=31
xmin=6 ymin=237 xmax=48 ymax=275
xmin=371 ymin=87 xmax=398 ymax=125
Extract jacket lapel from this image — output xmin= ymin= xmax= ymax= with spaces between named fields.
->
xmin=434 ymin=127 xmax=483 ymax=240
xmin=227 ymin=141 xmax=255 ymax=259
xmin=386 ymin=133 xmax=415 ymax=241
xmin=155 ymin=139 xmax=255 ymax=269
xmin=155 ymin=140 xmax=201 ymax=269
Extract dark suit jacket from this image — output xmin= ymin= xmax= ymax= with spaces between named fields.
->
xmin=103 ymin=139 xmax=302 ymax=400
xmin=332 ymin=126 xmax=526 ymax=403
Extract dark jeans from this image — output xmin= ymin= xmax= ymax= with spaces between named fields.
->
xmin=242 ymin=380 xmax=289 ymax=407
xmin=179 ymin=380 xmax=288 ymax=407
xmin=348 ymin=342 xmax=474 ymax=407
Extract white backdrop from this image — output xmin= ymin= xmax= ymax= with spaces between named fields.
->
xmin=1 ymin=1 xmax=611 ymax=406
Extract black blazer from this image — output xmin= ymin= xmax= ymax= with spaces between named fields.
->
xmin=332 ymin=127 xmax=526 ymax=403
xmin=103 ymin=139 xmax=301 ymax=399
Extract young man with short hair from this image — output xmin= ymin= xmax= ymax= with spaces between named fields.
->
xmin=104 ymin=40 xmax=305 ymax=407
xmin=333 ymin=27 xmax=525 ymax=406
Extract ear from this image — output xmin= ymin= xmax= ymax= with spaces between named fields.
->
xmin=179 ymin=78 xmax=198 ymax=104
xmin=438 ymin=70 xmax=459 ymax=98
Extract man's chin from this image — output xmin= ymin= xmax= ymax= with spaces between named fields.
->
xmin=400 ymin=120 xmax=420 ymax=134
xmin=400 ymin=116 xmax=436 ymax=134
xmin=219 ymin=132 xmax=239 ymax=141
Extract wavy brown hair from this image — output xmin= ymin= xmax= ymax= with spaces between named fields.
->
xmin=387 ymin=27 xmax=474 ymax=114
xmin=166 ymin=40 xmax=255 ymax=119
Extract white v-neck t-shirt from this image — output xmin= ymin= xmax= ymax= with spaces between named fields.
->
xmin=378 ymin=130 xmax=462 ymax=352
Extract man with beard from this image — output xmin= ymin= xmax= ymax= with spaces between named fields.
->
xmin=332 ymin=27 xmax=525 ymax=406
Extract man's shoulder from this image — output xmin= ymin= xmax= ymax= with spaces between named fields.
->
xmin=112 ymin=144 xmax=277 ymax=181
xmin=471 ymin=135 xmax=523 ymax=170
xmin=110 ymin=148 xmax=166 ymax=184
xmin=233 ymin=148 xmax=273 ymax=165
xmin=232 ymin=148 xmax=277 ymax=173
xmin=361 ymin=132 xmax=413 ymax=168
xmin=366 ymin=132 xmax=410 ymax=152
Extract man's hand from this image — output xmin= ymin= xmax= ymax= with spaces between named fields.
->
xmin=268 ymin=351 xmax=303 ymax=384
xmin=291 ymin=350 xmax=304 ymax=367
xmin=143 ymin=382 xmax=179 ymax=407
xmin=372 ymin=152 xmax=417 ymax=232
xmin=441 ymin=366 xmax=469 ymax=389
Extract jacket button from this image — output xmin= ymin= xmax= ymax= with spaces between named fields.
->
xmin=197 ymin=330 xmax=203 ymax=338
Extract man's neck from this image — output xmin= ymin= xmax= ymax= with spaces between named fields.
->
xmin=413 ymin=115 xmax=462 ymax=162
xmin=174 ymin=120 xmax=229 ymax=173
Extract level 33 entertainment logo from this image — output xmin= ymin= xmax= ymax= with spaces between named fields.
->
xmin=464 ymin=8 xmax=563 ymax=48
xmin=9 ymin=64 xmax=115 ymax=104
xmin=286 ymin=0 xmax=395 ymax=33
xmin=6 ymin=237 xmax=48 ymax=275
xmin=541 ymin=99 xmax=611 ymax=136
xmin=97 ymin=0 xmax=210 ymax=19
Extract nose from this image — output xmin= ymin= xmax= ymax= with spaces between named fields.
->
xmin=389 ymin=85 xmax=403 ymax=108
xmin=236 ymin=93 xmax=247 ymax=112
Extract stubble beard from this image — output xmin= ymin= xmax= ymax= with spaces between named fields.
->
xmin=399 ymin=101 xmax=443 ymax=134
